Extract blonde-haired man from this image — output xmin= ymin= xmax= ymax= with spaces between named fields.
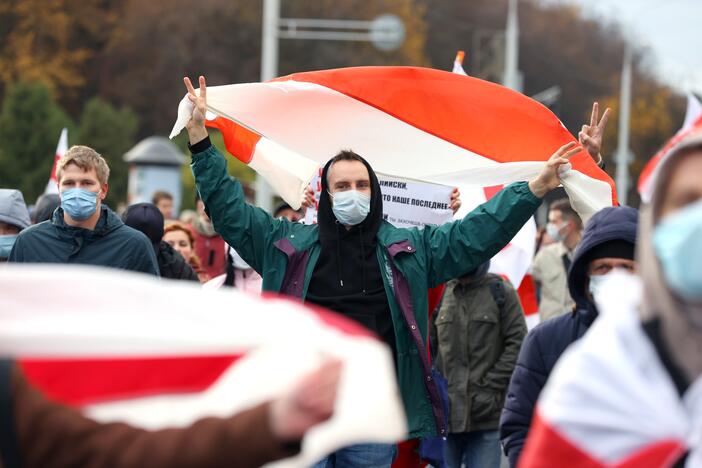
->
xmin=8 ymin=145 xmax=158 ymax=275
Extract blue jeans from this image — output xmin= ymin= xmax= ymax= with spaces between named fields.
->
xmin=445 ymin=430 xmax=501 ymax=468
xmin=311 ymin=442 xmax=396 ymax=468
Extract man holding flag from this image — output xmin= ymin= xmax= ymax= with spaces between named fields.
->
xmin=182 ymin=75 xmax=581 ymax=466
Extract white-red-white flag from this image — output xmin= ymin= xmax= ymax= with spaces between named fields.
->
xmin=45 ymin=128 xmax=68 ymax=194
xmin=170 ymin=67 xmax=617 ymax=223
xmin=0 ymin=265 xmax=407 ymax=467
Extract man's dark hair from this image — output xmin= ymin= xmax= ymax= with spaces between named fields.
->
xmin=326 ymin=150 xmax=365 ymax=185
xmin=330 ymin=149 xmax=364 ymax=165
xmin=152 ymin=190 xmax=173 ymax=205
xmin=549 ymin=198 xmax=582 ymax=229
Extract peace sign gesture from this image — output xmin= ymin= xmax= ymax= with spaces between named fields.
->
xmin=578 ymin=102 xmax=611 ymax=165
xmin=183 ymin=75 xmax=209 ymax=144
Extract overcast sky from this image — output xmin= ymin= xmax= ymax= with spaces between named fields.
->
xmin=542 ymin=0 xmax=702 ymax=95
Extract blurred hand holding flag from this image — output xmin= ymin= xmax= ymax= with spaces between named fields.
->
xmin=1 ymin=265 xmax=407 ymax=468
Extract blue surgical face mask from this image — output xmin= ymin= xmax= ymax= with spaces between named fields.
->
xmin=653 ymin=198 xmax=702 ymax=302
xmin=330 ymin=190 xmax=370 ymax=226
xmin=60 ymin=188 xmax=99 ymax=221
xmin=0 ymin=234 xmax=17 ymax=259
xmin=546 ymin=222 xmax=568 ymax=242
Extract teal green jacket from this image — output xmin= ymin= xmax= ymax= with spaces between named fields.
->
xmin=191 ymin=143 xmax=541 ymax=438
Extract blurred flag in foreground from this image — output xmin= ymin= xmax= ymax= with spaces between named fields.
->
xmin=45 ymin=128 xmax=67 ymax=194
xmin=520 ymin=274 xmax=700 ymax=468
xmin=170 ymin=66 xmax=616 ymax=223
xmin=0 ymin=265 xmax=406 ymax=468
xmin=638 ymin=93 xmax=702 ymax=203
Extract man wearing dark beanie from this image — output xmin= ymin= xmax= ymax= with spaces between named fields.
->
xmin=123 ymin=203 xmax=199 ymax=282
xmin=500 ymin=206 xmax=638 ymax=467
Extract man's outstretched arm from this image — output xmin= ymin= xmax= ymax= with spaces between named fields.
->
xmin=183 ymin=76 xmax=282 ymax=274
xmin=426 ymin=142 xmax=581 ymax=286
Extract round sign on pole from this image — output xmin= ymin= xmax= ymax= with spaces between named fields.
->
xmin=370 ymin=14 xmax=405 ymax=51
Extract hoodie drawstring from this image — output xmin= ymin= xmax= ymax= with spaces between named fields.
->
xmin=359 ymin=225 xmax=367 ymax=293
xmin=336 ymin=220 xmax=343 ymax=287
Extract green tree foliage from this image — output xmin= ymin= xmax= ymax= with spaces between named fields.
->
xmin=0 ymin=0 xmax=121 ymax=113
xmin=173 ymin=130 xmax=256 ymax=211
xmin=0 ymin=81 xmax=73 ymax=203
xmin=77 ymin=98 xmax=138 ymax=207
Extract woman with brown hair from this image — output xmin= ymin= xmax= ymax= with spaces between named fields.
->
xmin=163 ymin=222 xmax=210 ymax=283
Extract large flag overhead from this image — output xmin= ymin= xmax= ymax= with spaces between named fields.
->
xmin=638 ymin=93 xmax=702 ymax=203
xmin=170 ymin=67 xmax=617 ymax=222
xmin=45 ymin=128 xmax=68 ymax=194
xmin=1 ymin=265 xmax=407 ymax=468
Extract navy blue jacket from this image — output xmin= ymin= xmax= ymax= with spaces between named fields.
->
xmin=9 ymin=205 xmax=159 ymax=275
xmin=499 ymin=206 xmax=638 ymax=467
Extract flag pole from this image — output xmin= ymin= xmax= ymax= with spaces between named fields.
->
xmin=615 ymin=43 xmax=632 ymax=205
xmin=256 ymin=0 xmax=280 ymax=213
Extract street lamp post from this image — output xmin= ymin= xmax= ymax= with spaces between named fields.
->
xmin=615 ymin=43 xmax=633 ymax=206
xmin=256 ymin=0 xmax=405 ymax=212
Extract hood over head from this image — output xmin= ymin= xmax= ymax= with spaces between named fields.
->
xmin=0 ymin=189 xmax=31 ymax=231
xmin=568 ymin=206 xmax=638 ymax=310
xmin=639 ymin=132 xmax=702 ymax=383
xmin=318 ymin=152 xmax=383 ymax=246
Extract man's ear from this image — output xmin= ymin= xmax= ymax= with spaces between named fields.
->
xmin=100 ymin=183 xmax=109 ymax=200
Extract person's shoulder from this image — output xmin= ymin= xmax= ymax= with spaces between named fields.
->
xmin=113 ymin=223 xmax=154 ymax=248
xmin=541 ymin=242 xmax=564 ymax=256
xmin=16 ymin=220 xmax=55 ymax=240
xmin=527 ymin=313 xmax=578 ymax=359
xmin=534 ymin=312 xmax=574 ymax=335
xmin=485 ymin=273 xmax=516 ymax=291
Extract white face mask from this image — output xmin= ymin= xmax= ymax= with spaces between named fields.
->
xmin=546 ymin=222 xmax=568 ymax=242
xmin=588 ymin=268 xmax=631 ymax=301
xmin=329 ymin=190 xmax=370 ymax=226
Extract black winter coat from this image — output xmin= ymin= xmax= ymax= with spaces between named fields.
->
xmin=157 ymin=241 xmax=199 ymax=281
xmin=8 ymin=206 xmax=158 ymax=275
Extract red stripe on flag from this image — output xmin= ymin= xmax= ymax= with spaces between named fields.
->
xmin=206 ymin=116 xmax=260 ymax=164
xmin=519 ymin=409 xmax=610 ymax=468
xmin=519 ymin=410 xmax=687 ymax=468
xmin=517 ymin=274 xmax=538 ymax=316
xmin=273 ymin=67 xmax=615 ymax=204
xmin=20 ymin=355 xmax=243 ymax=407
xmin=483 ymin=185 xmax=504 ymax=200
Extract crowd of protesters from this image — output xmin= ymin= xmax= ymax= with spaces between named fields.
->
xmin=0 ymin=74 xmax=700 ymax=468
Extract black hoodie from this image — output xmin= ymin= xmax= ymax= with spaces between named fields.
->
xmin=305 ymin=155 xmax=396 ymax=354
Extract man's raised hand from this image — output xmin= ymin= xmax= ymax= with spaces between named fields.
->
xmin=578 ymin=102 xmax=611 ymax=165
xmin=183 ymin=75 xmax=209 ymax=144
xmin=528 ymin=142 xmax=582 ymax=198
